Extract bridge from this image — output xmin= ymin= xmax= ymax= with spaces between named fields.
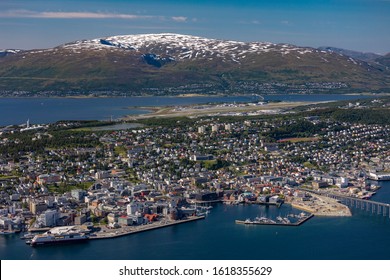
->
xmin=300 ymin=188 xmax=390 ymax=218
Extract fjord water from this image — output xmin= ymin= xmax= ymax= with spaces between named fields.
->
xmin=0 ymin=94 xmax=372 ymax=126
xmin=1 ymin=181 xmax=390 ymax=260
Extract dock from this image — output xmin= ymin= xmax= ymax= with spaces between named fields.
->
xmin=89 ymin=215 xmax=205 ymax=240
xmin=247 ymin=201 xmax=283 ymax=207
xmin=235 ymin=214 xmax=314 ymax=227
xmin=188 ymin=199 xmax=222 ymax=204
xmin=28 ymin=227 xmax=51 ymax=233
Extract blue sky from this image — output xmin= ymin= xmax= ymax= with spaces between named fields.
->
xmin=0 ymin=0 xmax=389 ymax=54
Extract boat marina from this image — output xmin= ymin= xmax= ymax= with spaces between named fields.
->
xmin=235 ymin=213 xmax=314 ymax=226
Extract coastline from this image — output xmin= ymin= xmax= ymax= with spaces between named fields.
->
xmin=286 ymin=194 xmax=352 ymax=217
xmin=0 ymin=93 xmax=232 ymax=99
xmin=344 ymin=92 xmax=390 ymax=96
xmin=1 ymin=92 xmax=388 ymax=99
xmin=90 ymin=215 xmax=205 ymax=240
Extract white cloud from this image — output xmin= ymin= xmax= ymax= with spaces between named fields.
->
xmin=171 ymin=16 xmax=187 ymax=22
xmin=237 ymin=19 xmax=262 ymax=25
xmin=280 ymin=20 xmax=292 ymax=26
xmin=40 ymin=12 xmax=151 ymax=19
xmin=0 ymin=10 xmax=187 ymax=22
xmin=0 ymin=10 xmax=150 ymax=19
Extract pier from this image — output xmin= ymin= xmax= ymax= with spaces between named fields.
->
xmin=301 ymin=189 xmax=390 ymax=218
xmin=89 ymin=215 xmax=205 ymax=240
xmin=247 ymin=201 xmax=283 ymax=207
xmin=235 ymin=214 xmax=314 ymax=227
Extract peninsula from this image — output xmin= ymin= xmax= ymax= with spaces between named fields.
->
xmin=1 ymin=97 xmax=389 ymax=239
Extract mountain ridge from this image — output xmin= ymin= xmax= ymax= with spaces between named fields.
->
xmin=317 ymin=46 xmax=383 ymax=63
xmin=0 ymin=33 xmax=389 ymax=96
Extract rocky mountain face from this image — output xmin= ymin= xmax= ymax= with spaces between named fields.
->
xmin=0 ymin=34 xmax=389 ymax=96
xmin=375 ymin=53 xmax=390 ymax=68
xmin=317 ymin=47 xmax=382 ymax=63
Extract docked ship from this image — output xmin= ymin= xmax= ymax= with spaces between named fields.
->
xmin=368 ymin=171 xmax=390 ymax=181
xmin=20 ymin=233 xmax=36 ymax=240
xmin=28 ymin=226 xmax=89 ymax=246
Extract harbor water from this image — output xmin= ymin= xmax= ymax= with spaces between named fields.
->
xmin=1 ymin=181 xmax=389 ymax=260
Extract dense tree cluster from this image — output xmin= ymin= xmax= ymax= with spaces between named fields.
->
xmin=267 ymin=120 xmax=325 ymax=140
xmin=0 ymin=130 xmax=100 ymax=159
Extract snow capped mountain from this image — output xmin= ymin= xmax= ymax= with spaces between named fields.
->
xmin=60 ymin=33 xmax=318 ymax=63
xmin=0 ymin=49 xmax=22 ymax=57
xmin=0 ymin=33 xmax=388 ymax=95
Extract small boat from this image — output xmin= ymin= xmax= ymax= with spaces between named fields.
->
xmin=254 ymin=216 xmax=277 ymax=224
xmin=20 ymin=233 xmax=36 ymax=240
xmin=276 ymin=216 xmax=284 ymax=222
xmin=196 ymin=210 xmax=210 ymax=216
xmin=180 ymin=206 xmax=197 ymax=214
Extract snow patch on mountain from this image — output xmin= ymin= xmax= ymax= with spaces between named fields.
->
xmin=59 ymin=33 xmax=316 ymax=63
xmin=0 ymin=49 xmax=23 ymax=57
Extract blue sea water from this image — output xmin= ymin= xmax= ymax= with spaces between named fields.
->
xmin=0 ymin=94 xmax=372 ymax=126
xmin=1 ymin=181 xmax=389 ymax=260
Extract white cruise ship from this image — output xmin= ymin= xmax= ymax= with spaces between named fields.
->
xmin=28 ymin=226 xmax=89 ymax=246
xmin=368 ymin=171 xmax=390 ymax=181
